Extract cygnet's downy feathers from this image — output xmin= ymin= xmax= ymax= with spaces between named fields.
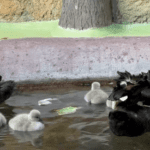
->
xmin=0 ymin=113 xmax=7 ymax=127
xmin=9 ymin=109 xmax=44 ymax=131
xmin=84 ymin=82 xmax=108 ymax=104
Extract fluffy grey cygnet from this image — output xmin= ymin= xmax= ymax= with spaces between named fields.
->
xmin=0 ymin=113 xmax=7 ymax=127
xmin=84 ymin=82 xmax=108 ymax=104
xmin=9 ymin=109 xmax=45 ymax=131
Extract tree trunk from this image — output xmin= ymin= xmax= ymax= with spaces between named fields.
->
xmin=111 ymin=0 xmax=122 ymax=24
xmin=59 ymin=0 xmax=112 ymax=30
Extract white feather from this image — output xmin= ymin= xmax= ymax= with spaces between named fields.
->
xmin=120 ymin=96 xmax=128 ymax=101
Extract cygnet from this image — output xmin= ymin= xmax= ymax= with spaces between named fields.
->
xmin=0 ymin=113 xmax=7 ymax=127
xmin=9 ymin=109 xmax=44 ymax=131
xmin=84 ymin=82 xmax=108 ymax=104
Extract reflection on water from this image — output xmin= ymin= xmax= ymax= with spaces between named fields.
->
xmin=9 ymin=129 xmax=43 ymax=147
xmin=69 ymin=117 xmax=110 ymax=146
xmin=0 ymin=86 xmax=150 ymax=149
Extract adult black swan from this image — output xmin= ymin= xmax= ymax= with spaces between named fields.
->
xmin=106 ymin=71 xmax=150 ymax=109
xmin=114 ymin=70 xmax=150 ymax=107
xmin=109 ymin=71 xmax=150 ymax=137
xmin=109 ymin=102 xmax=150 ymax=137
xmin=0 ymin=78 xmax=15 ymax=104
xmin=106 ymin=71 xmax=146 ymax=109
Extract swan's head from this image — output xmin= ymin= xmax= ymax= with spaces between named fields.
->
xmin=91 ymin=82 xmax=100 ymax=90
xmin=117 ymin=71 xmax=141 ymax=86
xmin=28 ymin=109 xmax=43 ymax=122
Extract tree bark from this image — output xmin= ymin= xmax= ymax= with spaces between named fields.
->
xmin=111 ymin=0 xmax=122 ymax=24
xmin=59 ymin=0 xmax=112 ymax=30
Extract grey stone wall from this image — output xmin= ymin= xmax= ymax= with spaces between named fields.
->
xmin=1 ymin=37 xmax=150 ymax=82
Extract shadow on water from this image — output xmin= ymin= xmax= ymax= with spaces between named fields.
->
xmin=0 ymin=86 xmax=150 ymax=149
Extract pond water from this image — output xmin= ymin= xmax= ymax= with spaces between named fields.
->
xmin=0 ymin=86 xmax=150 ymax=150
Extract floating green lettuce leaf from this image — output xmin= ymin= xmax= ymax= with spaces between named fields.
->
xmin=56 ymin=106 xmax=81 ymax=115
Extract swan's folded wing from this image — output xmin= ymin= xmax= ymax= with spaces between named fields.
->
xmin=141 ymin=88 xmax=150 ymax=98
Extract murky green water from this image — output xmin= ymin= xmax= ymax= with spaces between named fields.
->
xmin=0 ymin=86 xmax=150 ymax=150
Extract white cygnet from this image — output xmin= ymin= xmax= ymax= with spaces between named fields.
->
xmin=84 ymin=82 xmax=108 ymax=104
xmin=0 ymin=113 xmax=7 ymax=127
xmin=9 ymin=109 xmax=45 ymax=131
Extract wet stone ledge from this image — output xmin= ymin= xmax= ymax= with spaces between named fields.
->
xmin=14 ymin=79 xmax=116 ymax=93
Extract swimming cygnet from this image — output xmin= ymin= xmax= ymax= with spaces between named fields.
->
xmin=9 ymin=109 xmax=45 ymax=131
xmin=0 ymin=113 xmax=7 ymax=127
xmin=84 ymin=82 xmax=108 ymax=104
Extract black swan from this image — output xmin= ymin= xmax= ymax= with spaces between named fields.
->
xmin=106 ymin=80 xmax=129 ymax=109
xmin=106 ymin=71 xmax=149 ymax=109
xmin=0 ymin=78 xmax=15 ymax=104
xmin=0 ymin=76 xmax=15 ymax=127
xmin=116 ymin=70 xmax=143 ymax=85
xmin=109 ymin=102 xmax=150 ymax=137
xmin=115 ymin=70 xmax=150 ymax=107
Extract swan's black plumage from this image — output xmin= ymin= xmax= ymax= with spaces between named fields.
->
xmin=115 ymin=70 xmax=143 ymax=85
xmin=109 ymin=102 xmax=150 ymax=137
xmin=108 ymin=70 xmax=150 ymax=107
xmin=116 ymin=70 xmax=150 ymax=106
xmin=109 ymin=71 xmax=150 ymax=137
xmin=108 ymin=82 xmax=128 ymax=101
xmin=0 ymin=79 xmax=15 ymax=104
xmin=107 ymin=71 xmax=145 ymax=109
xmin=108 ymin=71 xmax=136 ymax=101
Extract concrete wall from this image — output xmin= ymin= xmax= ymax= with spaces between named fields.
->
xmin=0 ymin=37 xmax=150 ymax=82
